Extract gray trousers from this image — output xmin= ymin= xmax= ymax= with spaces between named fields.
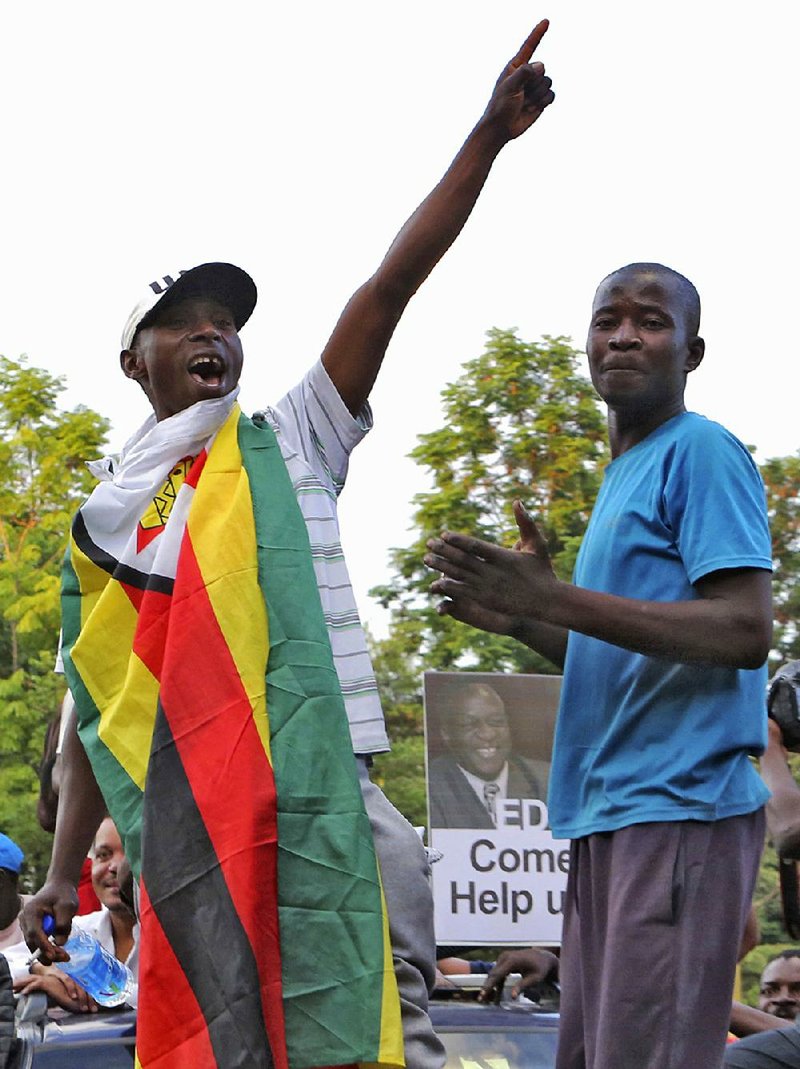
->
xmin=556 ymin=811 xmax=765 ymax=1069
xmin=358 ymin=758 xmax=446 ymax=1069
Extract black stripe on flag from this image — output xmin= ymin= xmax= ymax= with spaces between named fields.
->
xmin=142 ymin=700 xmax=274 ymax=1069
xmin=73 ymin=512 xmax=175 ymax=595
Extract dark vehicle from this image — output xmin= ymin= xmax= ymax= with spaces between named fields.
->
xmin=431 ymin=998 xmax=559 ymax=1069
xmin=431 ymin=972 xmax=559 ymax=1068
xmin=5 ymin=985 xmax=559 ymax=1068
xmin=8 ymin=994 xmax=136 ymax=1068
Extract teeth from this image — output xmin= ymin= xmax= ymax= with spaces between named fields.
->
xmin=189 ymin=355 xmax=224 ymax=380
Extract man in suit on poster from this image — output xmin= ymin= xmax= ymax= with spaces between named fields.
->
xmin=428 ymin=681 xmax=547 ymax=828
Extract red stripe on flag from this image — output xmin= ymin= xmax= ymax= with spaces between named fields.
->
xmin=120 ymin=580 xmax=145 ymax=613
xmin=185 ymin=448 xmax=208 ymax=489
xmin=158 ymin=536 xmax=287 ymax=1068
xmin=136 ymin=523 xmax=164 ymax=554
xmin=131 ymin=588 xmax=172 ymax=680
xmin=136 ymin=881 xmax=218 ymax=1069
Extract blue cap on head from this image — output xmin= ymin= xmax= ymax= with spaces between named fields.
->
xmin=0 ymin=832 xmax=24 ymax=874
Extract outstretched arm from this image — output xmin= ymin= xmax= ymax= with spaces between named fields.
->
xmin=321 ymin=20 xmax=555 ymax=415
xmin=478 ymin=947 xmax=559 ymax=1003
xmin=426 ymin=500 xmax=772 ymax=670
xmin=729 ymin=1001 xmax=789 ymax=1038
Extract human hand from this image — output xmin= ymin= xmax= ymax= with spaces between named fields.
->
xmin=14 ymin=967 xmax=99 ymax=1014
xmin=425 ymin=501 xmax=558 ymax=627
xmin=482 ymin=20 xmax=555 ymax=143
xmin=20 ymin=878 xmax=78 ymax=963
xmin=478 ymin=947 xmax=559 ymax=1003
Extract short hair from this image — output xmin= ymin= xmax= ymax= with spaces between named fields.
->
xmin=764 ymin=948 xmax=800 ymax=973
xmin=437 ymin=681 xmax=506 ymax=734
xmin=90 ymin=813 xmax=113 ymax=858
xmin=599 ymin=262 xmax=701 ymax=336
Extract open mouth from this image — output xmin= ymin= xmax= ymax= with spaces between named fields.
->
xmin=188 ymin=354 xmax=225 ymax=388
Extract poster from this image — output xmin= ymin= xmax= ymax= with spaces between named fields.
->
xmin=425 ymin=671 xmax=567 ymax=946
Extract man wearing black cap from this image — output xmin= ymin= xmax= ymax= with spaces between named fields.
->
xmin=23 ymin=21 xmax=555 ymax=1069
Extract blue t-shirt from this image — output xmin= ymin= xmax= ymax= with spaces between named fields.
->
xmin=548 ymin=412 xmax=772 ymax=840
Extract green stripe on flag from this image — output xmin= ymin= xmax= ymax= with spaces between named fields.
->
xmin=240 ymin=413 xmax=389 ymax=1065
xmin=61 ymin=546 xmax=145 ymax=877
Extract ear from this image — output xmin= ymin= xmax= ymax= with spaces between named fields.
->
xmin=120 ymin=348 xmax=144 ymax=381
xmin=685 ymin=335 xmax=705 ymax=374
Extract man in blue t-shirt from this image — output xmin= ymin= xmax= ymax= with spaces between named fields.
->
xmin=425 ymin=262 xmax=773 ymax=1069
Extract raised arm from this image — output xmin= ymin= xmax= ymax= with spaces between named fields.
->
xmin=760 ymin=719 xmax=800 ymax=858
xmin=426 ymin=501 xmax=772 ymax=670
xmin=321 ymin=20 xmax=555 ymax=415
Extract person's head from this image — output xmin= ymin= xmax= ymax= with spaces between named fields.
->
xmin=119 ymin=263 xmax=257 ymax=422
xmin=440 ymin=683 xmax=512 ymax=781
xmin=586 ymin=262 xmax=704 ymax=418
xmin=0 ymin=833 xmax=24 ymax=928
xmin=759 ymin=950 xmax=800 ymax=1020
xmin=91 ymin=817 xmax=128 ymax=914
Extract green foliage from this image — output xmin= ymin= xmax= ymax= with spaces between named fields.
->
xmin=0 ymin=355 xmax=109 ymax=887
xmin=371 ymin=330 xmax=608 ymax=678
xmin=762 ymin=452 xmax=800 ymax=664
xmin=372 ymin=737 xmax=427 ymax=829
xmin=744 ymin=753 xmax=800 ymax=1004
xmin=370 ymin=330 xmax=607 ymax=825
xmin=753 ymin=839 xmax=785 ymax=945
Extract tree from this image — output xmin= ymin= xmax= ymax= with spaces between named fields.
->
xmin=0 ymin=355 xmax=109 ymax=888
xmin=371 ymin=329 xmax=608 ymax=677
xmin=371 ymin=330 xmax=608 ymax=826
xmin=762 ymin=452 xmax=800 ymax=665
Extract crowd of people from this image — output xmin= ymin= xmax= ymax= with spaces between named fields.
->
xmin=1 ymin=688 xmax=140 ymax=1018
xmin=2 ymin=818 xmax=138 ymax=1014
xmin=0 ymin=15 xmax=797 ymax=1069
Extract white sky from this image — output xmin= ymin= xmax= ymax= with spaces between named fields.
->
xmin=2 ymin=1 xmax=798 ymax=638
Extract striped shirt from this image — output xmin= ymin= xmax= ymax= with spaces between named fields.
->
xmin=257 ymin=360 xmax=389 ymax=755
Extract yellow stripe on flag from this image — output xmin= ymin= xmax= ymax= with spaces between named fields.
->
xmin=97 ymin=649 xmax=160 ymax=790
xmin=376 ymin=883 xmax=405 ymax=1068
xmin=186 ymin=410 xmax=271 ymax=762
xmin=69 ymin=539 xmax=116 ymax=631
xmin=71 ymin=573 xmax=159 ymax=790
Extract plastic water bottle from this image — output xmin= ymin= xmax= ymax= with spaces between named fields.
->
xmin=42 ymin=915 xmax=134 ymax=1007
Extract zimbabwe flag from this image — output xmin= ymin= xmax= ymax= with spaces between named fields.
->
xmin=61 ymin=404 xmax=403 ymax=1069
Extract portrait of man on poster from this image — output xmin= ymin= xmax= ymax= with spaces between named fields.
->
xmin=425 ymin=674 xmax=555 ymax=830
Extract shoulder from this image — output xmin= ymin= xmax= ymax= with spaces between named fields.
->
xmin=511 ymin=753 xmax=543 ymax=774
xmin=508 ymin=754 xmax=548 ymax=791
xmin=428 ymin=756 xmax=468 ymax=794
xmin=72 ymin=908 xmax=108 ymax=935
xmin=429 ymin=755 xmax=459 ymax=777
xmin=653 ymin=413 xmax=764 ymax=499
xmin=725 ymin=1025 xmax=800 ymax=1060
xmin=673 ymin=413 xmax=757 ymax=466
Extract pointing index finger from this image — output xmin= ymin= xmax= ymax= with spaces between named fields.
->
xmin=510 ymin=18 xmax=549 ymax=70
